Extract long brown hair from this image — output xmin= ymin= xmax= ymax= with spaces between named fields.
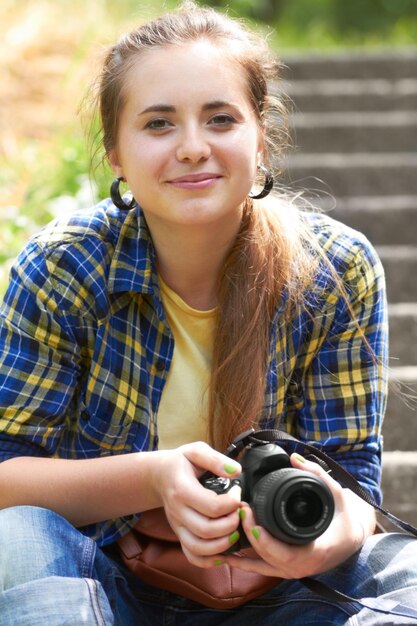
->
xmin=93 ymin=1 xmax=317 ymax=449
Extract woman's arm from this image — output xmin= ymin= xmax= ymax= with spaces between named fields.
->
xmin=288 ymin=232 xmax=388 ymax=502
xmin=0 ymin=444 xmax=242 ymax=531
xmin=0 ymin=453 xmax=160 ymax=526
xmin=0 ymin=234 xmax=242 ymax=548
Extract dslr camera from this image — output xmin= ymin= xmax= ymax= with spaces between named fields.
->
xmin=201 ymin=443 xmax=334 ymax=550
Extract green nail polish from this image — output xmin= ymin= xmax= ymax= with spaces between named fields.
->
xmin=224 ymin=463 xmax=239 ymax=475
xmin=251 ymin=527 xmax=261 ymax=540
xmin=213 ymin=559 xmax=224 ymax=566
xmin=238 ymin=508 xmax=246 ymax=521
xmin=229 ymin=530 xmax=240 ymax=545
xmin=294 ymin=453 xmax=306 ymax=464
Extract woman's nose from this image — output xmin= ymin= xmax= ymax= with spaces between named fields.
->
xmin=176 ymin=124 xmax=211 ymax=163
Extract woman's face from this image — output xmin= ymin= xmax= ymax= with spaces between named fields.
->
xmin=110 ymin=40 xmax=264 ymax=234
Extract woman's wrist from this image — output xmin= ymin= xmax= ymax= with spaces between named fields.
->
xmin=132 ymin=449 xmax=173 ymax=511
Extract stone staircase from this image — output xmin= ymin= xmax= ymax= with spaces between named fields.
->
xmin=279 ymin=50 xmax=417 ymax=527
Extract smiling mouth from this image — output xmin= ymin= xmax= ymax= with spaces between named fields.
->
xmin=168 ymin=173 xmax=222 ymax=189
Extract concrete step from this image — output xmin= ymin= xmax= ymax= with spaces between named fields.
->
xmin=284 ymin=153 xmax=417 ymax=197
xmin=289 ymin=111 xmax=417 ymax=153
xmin=377 ymin=246 xmax=417 ymax=303
xmin=389 ymin=304 xmax=417 ymax=367
xmin=381 ymin=451 xmax=417 ymax=527
xmin=384 ymin=367 xmax=417 ymax=451
xmin=318 ymin=196 xmax=417 ymax=246
xmin=277 ymin=78 xmax=417 ymax=113
xmin=282 ymin=50 xmax=417 ymax=81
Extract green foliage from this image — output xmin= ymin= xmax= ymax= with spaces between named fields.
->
xmin=201 ymin=0 xmax=417 ymax=48
xmin=276 ymin=0 xmax=417 ymax=47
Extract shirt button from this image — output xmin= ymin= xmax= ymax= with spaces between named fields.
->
xmin=155 ymin=360 xmax=166 ymax=372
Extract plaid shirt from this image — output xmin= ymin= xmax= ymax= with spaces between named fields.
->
xmin=0 ymin=200 xmax=388 ymax=546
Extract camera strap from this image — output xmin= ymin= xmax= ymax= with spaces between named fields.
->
xmin=224 ymin=428 xmax=417 ymax=620
xmin=226 ymin=427 xmax=417 ymax=536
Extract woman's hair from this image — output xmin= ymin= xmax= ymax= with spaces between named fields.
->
xmin=93 ymin=0 xmax=316 ymax=449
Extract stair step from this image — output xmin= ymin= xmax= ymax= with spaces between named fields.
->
xmin=381 ymin=451 xmax=417 ymax=527
xmin=289 ymin=111 xmax=417 ymax=153
xmin=279 ymin=51 xmax=417 ymax=524
xmin=377 ymin=246 xmax=417 ymax=302
xmin=318 ymin=195 xmax=417 ymax=246
xmin=384 ymin=367 xmax=417 ymax=451
xmin=284 ymin=153 xmax=417 ymax=197
xmin=283 ymin=50 xmax=417 ymax=81
xmin=277 ymin=78 xmax=417 ymax=113
xmin=389 ymin=304 xmax=417 ymax=367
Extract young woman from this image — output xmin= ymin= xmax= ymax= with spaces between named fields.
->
xmin=0 ymin=2 xmax=416 ymax=624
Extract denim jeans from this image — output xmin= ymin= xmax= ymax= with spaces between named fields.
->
xmin=1 ymin=506 xmax=417 ymax=625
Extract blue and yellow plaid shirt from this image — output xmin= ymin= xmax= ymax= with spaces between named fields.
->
xmin=0 ymin=200 xmax=388 ymax=546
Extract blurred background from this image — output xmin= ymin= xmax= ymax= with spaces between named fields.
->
xmin=1 ymin=0 xmax=417 ymax=295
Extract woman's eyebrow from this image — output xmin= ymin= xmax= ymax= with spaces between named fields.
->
xmin=139 ymin=104 xmax=176 ymax=115
xmin=138 ymin=100 xmax=238 ymax=116
xmin=202 ymin=100 xmax=234 ymax=111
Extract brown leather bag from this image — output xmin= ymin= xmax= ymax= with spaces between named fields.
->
xmin=117 ymin=507 xmax=281 ymax=609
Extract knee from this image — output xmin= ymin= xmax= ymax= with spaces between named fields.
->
xmin=366 ymin=533 xmax=417 ymax=588
xmin=0 ymin=506 xmax=96 ymax=589
xmin=0 ymin=505 xmax=67 ymax=549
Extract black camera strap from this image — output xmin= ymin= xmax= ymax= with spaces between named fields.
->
xmin=224 ymin=428 xmax=417 ymax=620
xmin=226 ymin=427 xmax=417 ymax=536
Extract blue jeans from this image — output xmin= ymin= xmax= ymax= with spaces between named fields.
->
xmin=1 ymin=506 xmax=417 ymax=625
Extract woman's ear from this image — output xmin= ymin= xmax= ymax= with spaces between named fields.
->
xmin=108 ymin=149 xmax=123 ymax=177
xmin=256 ymin=133 xmax=266 ymax=166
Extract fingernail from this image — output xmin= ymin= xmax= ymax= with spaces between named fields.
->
xmin=294 ymin=453 xmax=306 ymax=464
xmin=238 ymin=508 xmax=246 ymax=521
xmin=251 ymin=527 xmax=261 ymax=540
xmin=229 ymin=530 xmax=240 ymax=545
xmin=224 ymin=463 xmax=240 ymax=475
xmin=213 ymin=559 xmax=224 ymax=566
xmin=228 ymin=484 xmax=242 ymax=501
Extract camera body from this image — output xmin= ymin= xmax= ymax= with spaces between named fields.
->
xmin=201 ymin=443 xmax=334 ymax=551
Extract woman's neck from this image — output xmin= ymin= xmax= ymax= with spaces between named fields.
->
xmin=147 ymin=219 xmax=241 ymax=311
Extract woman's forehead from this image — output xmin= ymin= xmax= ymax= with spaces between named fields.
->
xmin=122 ymin=40 xmax=250 ymax=107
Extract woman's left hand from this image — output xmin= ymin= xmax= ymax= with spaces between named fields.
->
xmin=215 ymin=453 xmax=376 ymax=578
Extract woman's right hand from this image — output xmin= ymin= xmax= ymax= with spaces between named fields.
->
xmin=150 ymin=442 xmax=242 ymax=566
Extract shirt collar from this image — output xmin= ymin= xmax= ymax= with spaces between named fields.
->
xmin=107 ymin=204 xmax=159 ymax=297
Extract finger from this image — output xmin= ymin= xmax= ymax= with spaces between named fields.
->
xmin=290 ymin=453 xmax=344 ymax=502
xmin=166 ymin=471 xmax=242 ymax=523
xmin=185 ymin=479 xmax=242 ymax=520
xmin=238 ymin=505 xmax=307 ymax=573
xmin=176 ymin=523 xmax=242 ymax=558
xmin=177 ymin=504 xmax=241 ymax=540
xmin=181 ymin=442 xmax=241 ymax=478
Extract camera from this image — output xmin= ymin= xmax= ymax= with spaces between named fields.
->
xmin=201 ymin=443 xmax=334 ymax=550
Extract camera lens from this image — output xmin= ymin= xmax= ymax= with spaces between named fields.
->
xmin=251 ymin=468 xmax=334 ymax=545
xmin=286 ymin=489 xmax=323 ymax=528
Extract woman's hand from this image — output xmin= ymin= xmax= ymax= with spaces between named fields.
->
xmin=209 ymin=453 xmax=375 ymax=577
xmin=150 ymin=442 xmax=243 ymax=566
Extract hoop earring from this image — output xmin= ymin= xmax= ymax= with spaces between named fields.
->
xmin=110 ymin=177 xmax=137 ymax=211
xmin=249 ymin=165 xmax=274 ymax=200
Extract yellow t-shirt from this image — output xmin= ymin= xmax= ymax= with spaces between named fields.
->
xmin=157 ymin=277 xmax=217 ymax=449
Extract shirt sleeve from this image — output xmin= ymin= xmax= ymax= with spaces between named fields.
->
xmin=0 ymin=239 xmax=84 ymax=460
xmin=288 ymin=235 xmax=388 ymax=504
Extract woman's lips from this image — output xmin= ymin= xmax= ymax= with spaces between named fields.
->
xmin=168 ymin=173 xmax=222 ymax=190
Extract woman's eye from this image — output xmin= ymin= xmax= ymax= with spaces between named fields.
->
xmin=209 ymin=114 xmax=235 ymax=127
xmin=145 ymin=118 xmax=173 ymax=131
